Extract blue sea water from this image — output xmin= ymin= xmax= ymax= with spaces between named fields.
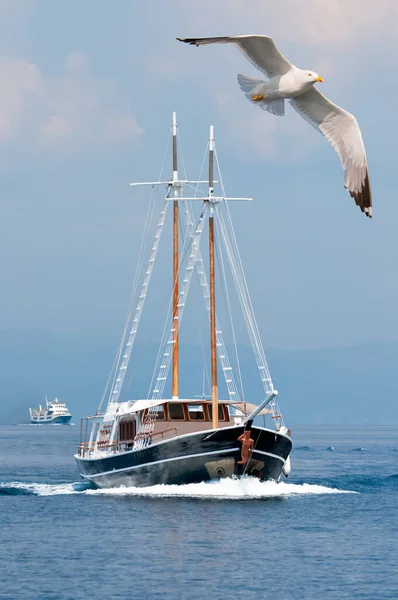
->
xmin=0 ymin=424 xmax=397 ymax=600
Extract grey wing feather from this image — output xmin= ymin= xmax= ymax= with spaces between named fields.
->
xmin=177 ymin=35 xmax=293 ymax=78
xmin=289 ymin=88 xmax=372 ymax=217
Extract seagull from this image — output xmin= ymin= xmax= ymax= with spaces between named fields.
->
xmin=177 ymin=35 xmax=372 ymax=218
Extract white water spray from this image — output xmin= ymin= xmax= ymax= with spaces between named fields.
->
xmin=1 ymin=478 xmax=357 ymax=498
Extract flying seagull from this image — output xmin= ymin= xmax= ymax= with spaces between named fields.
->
xmin=177 ymin=35 xmax=372 ymax=218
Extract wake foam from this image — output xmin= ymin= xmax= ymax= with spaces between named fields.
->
xmin=87 ymin=477 xmax=355 ymax=499
xmin=0 ymin=482 xmax=76 ymax=496
xmin=0 ymin=477 xmax=356 ymax=498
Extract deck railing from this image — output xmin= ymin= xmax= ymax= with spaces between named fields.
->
xmin=78 ymin=427 xmax=178 ymax=458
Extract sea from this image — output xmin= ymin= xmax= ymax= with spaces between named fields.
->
xmin=0 ymin=424 xmax=397 ymax=600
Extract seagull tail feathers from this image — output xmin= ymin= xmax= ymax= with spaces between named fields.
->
xmin=237 ymin=74 xmax=285 ymax=116
xmin=237 ymin=73 xmax=265 ymax=94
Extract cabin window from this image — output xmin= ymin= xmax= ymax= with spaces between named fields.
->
xmin=119 ymin=420 xmax=136 ymax=442
xmin=154 ymin=408 xmax=165 ymax=421
xmin=169 ymin=403 xmax=185 ymax=420
xmin=207 ymin=405 xmax=226 ymax=421
xmin=188 ymin=404 xmax=205 ymax=420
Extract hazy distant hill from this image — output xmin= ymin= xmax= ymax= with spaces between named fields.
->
xmin=0 ymin=329 xmax=396 ymax=425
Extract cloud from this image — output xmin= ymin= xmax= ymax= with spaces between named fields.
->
xmin=0 ymin=58 xmax=43 ymax=142
xmin=144 ymin=55 xmax=179 ymax=78
xmin=176 ymin=0 xmax=397 ymax=50
xmin=64 ymin=51 xmax=88 ymax=73
xmin=39 ymin=115 xmax=71 ymax=137
xmin=274 ymin=0 xmax=396 ymax=48
xmin=106 ymin=115 xmax=143 ymax=140
xmin=0 ymin=50 xmax=143 ymax=154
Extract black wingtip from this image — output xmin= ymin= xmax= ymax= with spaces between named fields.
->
xmin=347 ymin=170 xmax=372 ymax=218
xmin=176 ymin=37 xmax=199 ymax=46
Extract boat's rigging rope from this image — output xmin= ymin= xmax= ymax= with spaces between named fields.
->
xmin=178 ymin=134 xmax=189 ymax=183
xmin=179 ymin=145 xmax=212 ymax=401
xmin=214 ymin=210 xmax=246 ymax=412
xmin=213 ymin=148 xmax=285 ymax=427
xmin=129 ymin=132 xmax=171 ymax=316
xmin=217 ymin=158 xmax=284 ymax=428
xmin=147 ymin=139 xmax=242 ymax=405
xmin=180 ymin=207 xmax=212 ymax=400
xmin=144 ymin=193 xmax=196 ymax=399
xmin=97 ymin=186 xmax=161 ymax=413
xmin=149 ymin=203 xmax=208 ymax=401
xmin=121 ymin=264 xmax=180 ymax=402
xmin=144 ymin=136 xmax=204 ymax=400
xmin=102 ymin=132 xmax=172 ymax=411
xmin=188 ymin=142 xmax=243 ymax=403
xmin=106 ymin=197 xmax=169 ymax=408
xmin=217 ymin=210 xmax=275 ymax=426
xmin=214 ymin=151 xmax=270 ymax=379
xmin=218 ymin=200 xmax=273 ymax=392
xmin=133 ymin=205 xmax=209 ymax=449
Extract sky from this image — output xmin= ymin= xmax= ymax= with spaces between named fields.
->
xmin=0 ymin=0 xmax=397 ymax=352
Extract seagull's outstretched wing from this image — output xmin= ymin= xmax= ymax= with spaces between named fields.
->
xmin=290 ymin=88 xmax=372 ymax=217
xmin=177 ymin=35 xmax=293 ymax=79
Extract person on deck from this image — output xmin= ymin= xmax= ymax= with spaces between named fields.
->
xmin=238 ymin=428 xmax=254 ymax=465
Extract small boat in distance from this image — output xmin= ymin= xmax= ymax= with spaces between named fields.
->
xmin=75 ymin=113 xmax=292 ymax=488
xmin=29 ymin=397 xmax=72 ymax=424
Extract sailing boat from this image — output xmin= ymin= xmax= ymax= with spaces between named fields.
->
xmin=75 ymin=113 xmax=292 ymax=488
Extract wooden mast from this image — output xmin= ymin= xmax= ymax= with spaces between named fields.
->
xmin=208 ymin=125 xmax=218 ymax=429
xmin=172 ymin=112 xmax=179 ymax=399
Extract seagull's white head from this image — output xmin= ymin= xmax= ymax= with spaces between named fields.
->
xmin=294 ymin=69 xmax=323 ymax=93
xmin=305 ymin=71 xmax=323 ymax=84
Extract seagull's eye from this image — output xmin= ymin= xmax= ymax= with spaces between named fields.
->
xmin=307 ymin=73 xmax=312 ymax=76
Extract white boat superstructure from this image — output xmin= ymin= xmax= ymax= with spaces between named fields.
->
xmin=29 ymin=397 xmax=72 ymax=424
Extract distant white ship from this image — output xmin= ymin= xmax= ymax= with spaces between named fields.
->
xmin=29 ymin=397 xmax=72 ymax=424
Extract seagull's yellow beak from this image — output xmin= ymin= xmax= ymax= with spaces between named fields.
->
xmin=316 ymin=76 xmax=323 ymax=83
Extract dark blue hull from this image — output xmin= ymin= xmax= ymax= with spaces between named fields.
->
xmin=75 ymin=425 xmax=292 ymax=489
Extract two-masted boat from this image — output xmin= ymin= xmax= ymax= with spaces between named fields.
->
xmin=75 ymin=114 xmax=292 ymax=488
